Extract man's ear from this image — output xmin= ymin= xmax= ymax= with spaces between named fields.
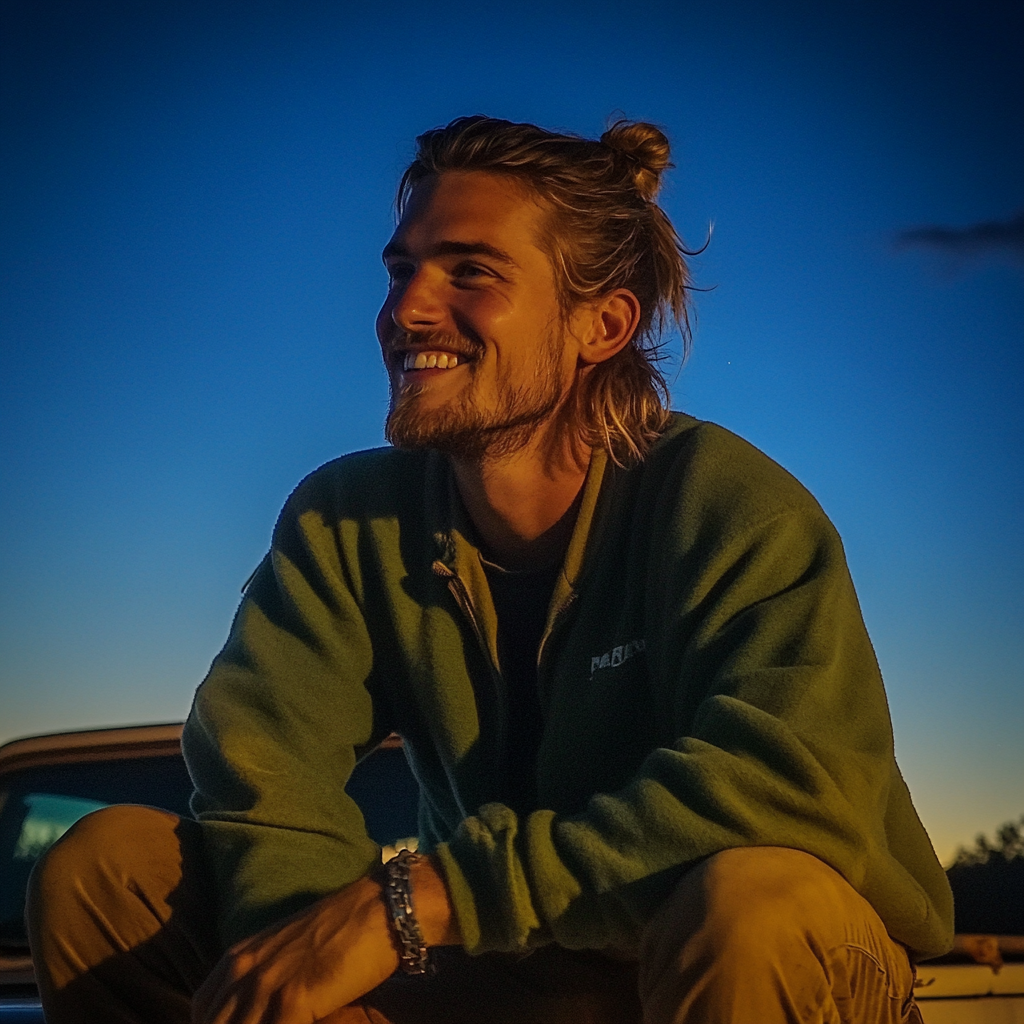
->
xmin=575 ymin=289 xmax=642 ymax=365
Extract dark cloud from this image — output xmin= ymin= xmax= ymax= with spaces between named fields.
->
xmin=895 ymin=211 xmax=1024 ymax=264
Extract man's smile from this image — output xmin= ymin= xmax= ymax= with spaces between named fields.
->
xmin=395 ymin=351 xmax=472 ymax=386
xmin=402 ymin=350 xmax=462 ymax=371
xmin=387 ymin=336 xmax=481 ymax=385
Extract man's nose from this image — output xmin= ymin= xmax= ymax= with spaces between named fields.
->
xmin=391 ymin=268 xmax=445 ymax=332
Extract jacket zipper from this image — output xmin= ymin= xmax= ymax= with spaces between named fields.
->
xmin=431 ymin=561 xmax=508 ymax=773
xmin=536 ymin=589 xmax=578 ymax=706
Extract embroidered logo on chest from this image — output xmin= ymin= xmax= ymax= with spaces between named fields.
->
xmin=589 ymin=639 xmax=646 ymax=679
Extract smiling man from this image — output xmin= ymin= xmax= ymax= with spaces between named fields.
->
xmin=29 ymin=117 xmax=953 ymax=1024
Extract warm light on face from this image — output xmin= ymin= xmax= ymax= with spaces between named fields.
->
xmin=376 ymin=171 xmax=578 ymax=459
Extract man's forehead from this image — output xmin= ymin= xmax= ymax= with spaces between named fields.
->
xmin=386 ymin=170 xmax=548 ymax=256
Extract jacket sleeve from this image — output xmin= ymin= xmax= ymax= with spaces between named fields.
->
xmin=182 ymin=472 xmax=389 ymax=947
xmin=434 ymin=462 xmax=954 ymax=962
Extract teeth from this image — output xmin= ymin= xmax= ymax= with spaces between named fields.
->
xmin=403 ymin=351 xmax=460 ymax=371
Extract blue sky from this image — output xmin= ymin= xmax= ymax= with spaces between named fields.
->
xmin=1 ymin=0 xmax=1021 ymax=865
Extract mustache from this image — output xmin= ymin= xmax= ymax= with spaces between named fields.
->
xmin=385 ymin=329 xmax=484 ymax=362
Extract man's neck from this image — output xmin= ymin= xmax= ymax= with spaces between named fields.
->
xmin=451 ymin=435 xmax=589 ymax=573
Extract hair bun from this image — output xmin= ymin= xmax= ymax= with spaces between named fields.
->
xmin=600 ymin=120 xmax=672 ymax=201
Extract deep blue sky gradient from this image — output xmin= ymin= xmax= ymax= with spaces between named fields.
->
xmin=1 ymin=0 xmax=1021 ymax=863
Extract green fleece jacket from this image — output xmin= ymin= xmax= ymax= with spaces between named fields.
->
xmin=183 ymin=414 xmax=954 ymax=960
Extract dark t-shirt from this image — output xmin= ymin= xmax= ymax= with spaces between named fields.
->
xmin=482 ymin=560 xmax=560 ymax=817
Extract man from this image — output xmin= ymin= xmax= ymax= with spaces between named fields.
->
xmin=29 ymin=116 xmax=953 ymax=1024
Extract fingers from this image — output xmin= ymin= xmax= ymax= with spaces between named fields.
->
xmin=192 ymin=965 xmax=292 ymax=1024
xmin=191 ymin=952 xmax=235 ymax=1024
xmin=192 ymin=946 xmax=272 ymax=1024
xmin=189 ymin=875 xmax=400 ymax=1024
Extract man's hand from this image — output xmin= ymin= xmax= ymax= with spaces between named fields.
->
xmin=192 ymin=854 xmax=459 ymax=1024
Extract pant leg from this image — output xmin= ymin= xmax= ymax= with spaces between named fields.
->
xmin=338 ymin=847 xmax=921 ymax=1024
xmin=26 ymin=803 xmax=220 ymax=1024
xmin=24 ymin=800 xmax=637 ymax=1024
xmin=26 ymin=816 xmax=921 ymax=1024
xmin=638 ymin=846 xmax=922 ymax=1024
xmin=24 ymin=802 xmax=638 ymax=1024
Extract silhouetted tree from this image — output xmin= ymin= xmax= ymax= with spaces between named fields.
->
xmin=947 ymin=816 xmax=1024 ymax=934
xmin=952 ymin=816 xmax=1024 ymax=867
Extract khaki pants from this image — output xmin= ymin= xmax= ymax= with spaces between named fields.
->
xmin=27 ymin=805 xmax=923 ymax=1024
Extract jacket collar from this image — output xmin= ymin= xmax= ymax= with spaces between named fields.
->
xmin=425 ymin=448 xmax=611 ymax=649
xmin=427 ymin=448 xmax=609 ymax=584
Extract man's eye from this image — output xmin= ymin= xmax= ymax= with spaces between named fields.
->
xmin=453 ymin=263 xmax=490 ymax=281
xmin=387 ymin=263 xmax=414 ymax=284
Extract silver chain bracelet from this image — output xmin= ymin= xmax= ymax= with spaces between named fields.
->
xmin=383 ymin=849 xmax=432 ymax=975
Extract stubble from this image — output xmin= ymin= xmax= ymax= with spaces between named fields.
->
xmin=385 ymin=328 xmax=567 ymax=461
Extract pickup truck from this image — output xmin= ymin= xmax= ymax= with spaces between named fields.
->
xmin=1 ymin=725 xmax=1021 ymax=1022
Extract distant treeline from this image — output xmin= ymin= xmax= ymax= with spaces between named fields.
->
xmin=947 ymin=816 xmax=1024 ymax=935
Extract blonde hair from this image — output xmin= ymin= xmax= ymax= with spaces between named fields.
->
xmin=398 ymin=116 xmax=696 ymax=465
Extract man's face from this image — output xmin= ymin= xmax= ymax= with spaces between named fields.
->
xmin=376 ymin=170 xmax=578 ymax=459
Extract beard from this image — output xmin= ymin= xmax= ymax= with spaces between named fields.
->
xmin=385 ymin=328 xmax=567 ymax=461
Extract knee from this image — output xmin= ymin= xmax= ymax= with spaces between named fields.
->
xmin=699 ymin=846 xmax=847 ymax=937
xmin=29 ymin=805 xmax=181 ymax=918
xmin=643 ymin=847 xmax=853 ymax=962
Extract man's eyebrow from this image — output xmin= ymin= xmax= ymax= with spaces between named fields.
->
xmin=381 ymin=239 xmax=520 ymax=268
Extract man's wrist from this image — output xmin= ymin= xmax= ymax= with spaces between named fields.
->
xmin=395 ymin=851 xmax=461 ymax=948
xmin=383 ymin=850 xmax=431 ymax=974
